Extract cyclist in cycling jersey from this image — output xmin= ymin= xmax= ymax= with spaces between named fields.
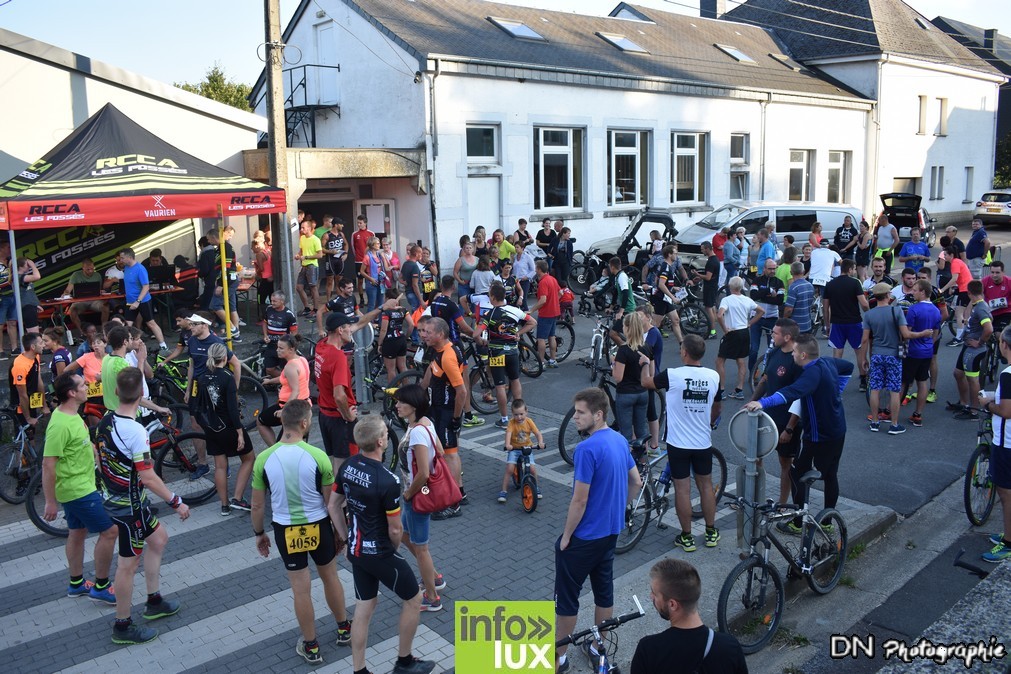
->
xmin=251 ymin=399 xmax=352 ymax=665
xmin=379 ymin=288 xmax=413 ymax=381
xmin=332 ymin=415 xmax=435 ymax=674
xmin=97 ymin=367 xmax=190 ymax=645
xmin=608 ymin=257 xmax=637 ymax=346
xmin=262 ymin=291 xmax=297 ymax=378
xmin=649 ymin=246 xmax=685 ymax=346
xmin=983 ymin=260 xmax=1011 ymax=332
xmin=482 ymin=283 xmax=536 ymax=428
xmin=9 ymin=332 xmax=48 ymax=426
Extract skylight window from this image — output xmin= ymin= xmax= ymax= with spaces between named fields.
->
xmin=770 ymin=53 xmax=806 ymax=72
xmin=715 ymin=44 xmax=756 ymax=63
xmin=598 ymin=32 xmax=648 ymax=53
xmin=488 ymin=17 xmax=546 ymax=41
xmin=914 ymin=17 xmax=932 ymax=30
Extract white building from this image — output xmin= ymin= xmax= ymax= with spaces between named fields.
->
xmin=724 ymin=0 xmax=1006 ymax=225
xmin=251 ymin=0 xmax=877 ymax=266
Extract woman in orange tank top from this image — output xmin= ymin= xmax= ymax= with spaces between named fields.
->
xmin=255 ymin=334 xmax=311 ymax=446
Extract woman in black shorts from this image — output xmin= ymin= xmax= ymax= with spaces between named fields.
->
xmin=855 ymin=220 xmax=873 ymax=281
xmin=194 ymin=343 xmax=254 ymax=515
xmin=378 ymin=288 xmax=413 ymax=382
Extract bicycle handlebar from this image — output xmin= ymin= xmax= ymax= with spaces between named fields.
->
xmin=555 ymin=596 xmax=645 ymax=647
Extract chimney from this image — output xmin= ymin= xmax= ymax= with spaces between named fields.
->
xmin=984 ymin=28 xmax=997 ymax=54
xmin=700 ymin=0 xmax=727 ymax=19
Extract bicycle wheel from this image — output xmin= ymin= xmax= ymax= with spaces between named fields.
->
xmin=26 ymin=469 xmax=69 ymax=538
xmin=557 ymin=407 xmax=582 ymax=466
xmin=521 ymin=474 xmax=538 ymax=513
xmin=963 ymin=442 xmax=996 ymax=526
xmin=747 ymin=355 xmax=766 ymax=395
xmin=717 ymin=556 xmax=785 ymax=654
xmin=384 ymin=369 xmax=424 ymax=431
xmin=570 ymin=264 xmax=596 ymax=294
xmin=691 ymin=447 xmax=728 ymax=518
xmin=519 ymin=343 xmax=543 ymax=378
xmin=0 ymin=443 xmax=33 ymax=505
xmin=384 ymin=422 xmax=400 ymax=473
xmin=153 ymin=432 xmax=217 ymax=505
xmin=807 ymin=508 xmax=848 ymax=595
xmin=680 ymin=304 xmax=712 ymax=337
xmin=615 ymin=481 xmax=652 ymax=554
xmin=0 ymin=410 xmax=19 ymax=445
xmin=469 ymin=367 xmax=499 ymax=416
xmin=237 ymin=376 xmax=268 ymax=431
xmin=554 ymin=321 xmax=576 ymax=363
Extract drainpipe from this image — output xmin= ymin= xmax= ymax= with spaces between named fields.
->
xmin=759 ymin=95 xmax=768 ymax=199
xmin=427 ymin=59 xmax=442 ymax=270
xmin=866 ymin=57 xmax=884 ymax=220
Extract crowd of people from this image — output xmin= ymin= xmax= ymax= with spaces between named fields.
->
xmin=19 ymin=207 xmax=1011 ymax=673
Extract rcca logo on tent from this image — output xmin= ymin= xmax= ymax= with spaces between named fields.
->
xmin=25 ymin=203 xmax=85 ymax=222
xmin=227 ymin=195 xmax=275 ymax=211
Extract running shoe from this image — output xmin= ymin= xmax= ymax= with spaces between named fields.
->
xmin=728 ymin=389 xmax=745 ymax=400
xmin=704 ymin=527 xmax=720 ymax=548
xmin=887 ymin=424 xmax=906 ymax=435
xmin=431 ymin=506 xmax=461 ymax=520
xmin=89 ymin=584 xmax=116 ymax=605
xmin=190 ymin=464 xmax=210 ymax=481
xmin=945 ymin=400 xmax=963 ymax=411
xmin=954 ymin=409 xmax=979 ymax=421
xmin=537 ymin=487 xmax=543 ymax=500
xmin=229 ymin=497 xmax=251 ymax=512
xmin=462 ymin=414 xmax=485 ymax=428
xmin=982 ymin=542 xmax=1011 ymax=563
xmin=926 ymin=390 xmax=938 ymax=403
xmin=67 ymin=580 xmax=95 ymax=598
xmin=946 ymin=337 xmax=964 ymax=347
xmin=230 ymin=330 xmax=243 ymax=343
xmin=557 ymin=656 xmax=571 ymax=674
xmin=777 ymin=521 xmax=803 ymax=536
xmin=497 ymin=491 xmax=507 ymax=503
xmin=220 ymin=504 xmax=231 ymax=517
xmin=336 ymin=620 xmax=352 ymax=646
xmin=391 ymin=656 xmax=437 ymax=674
xmin=858 ymin=376 xmax=867 ymax=393
xmin=878 ymin=410 xmax=891 ymax=421
xmin=494 ymin=418 xmax=509 ymax=429
xmin=434 ymin=573 xmax=446 ymax=590
xmin=901 ymin=395 xmax=911 ymax=407
xmin=988 ymin=533 xmax=1006 ymax=546
xmin=296 ymin=639 xmax=323 ymax=664
xmin=581 ymin=641 xmax=603 ymax=668
xmin=111 ymin=624 xmax=158 ymax=645
xmin=674 ymin=532 xmax=697 ymax=552
xmin=909 ymin=413 xmax=923 ymax=428
xmin=420 ymin=593 xmax=443 ymax=612
xmin=869 ymin=421 xmax=880 ymax=432
xmin=142 ymin=597 xmax=181 ymax=620
xmin=907 ymin=391 xmax=917 ymax=401
xmin=546 ymin=359 xmax=559 ymax=369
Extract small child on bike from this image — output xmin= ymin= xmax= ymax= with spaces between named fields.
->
xmin=498 ymin=399 xmax=544 ymax=503
xmin=559 ymin=280 xmax=575 ymax=322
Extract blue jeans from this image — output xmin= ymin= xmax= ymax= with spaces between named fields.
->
xmin=406 ymin=291 xmax=421 ymax=312
xmin=749 ymin=316 xmax=777 ymax=374
xmin=519 ymin=279 xmax=531 ymax=310
xmin=364 ymin=282 xmax=381 ymax=313
xmin=615 ymin=390 xmax=648 ymax=443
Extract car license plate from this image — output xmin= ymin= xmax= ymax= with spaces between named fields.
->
xmin=987 ymin=207 xmax=1001 ymax=213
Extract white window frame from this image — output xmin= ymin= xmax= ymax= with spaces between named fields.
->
xmin=929 ymin=165 xmax=945 ymax=200
xmin=826 ymin=150 xmax=848 ymax=204
xmin=671 ymin=132 xmax=708 ymax=204
xmin=533 ymin=127 xmax=584 ymax=212
xmin=488 ymin=17 xmax=545 ymax=41
xmin=714 ymin=44 xmax=756 ymax=63
xmin=730 ymin=171 xmax=749 ymax=200
xmin=466 ymin=125 xmax=498 ymax=164
xmin=607 ymin=130 xmax=649 ymax=207
xmin=964 ymin=166 xmax=975 ymax=203
xmin=788 ymin=149 xmax=814 ymax=201
xmin=917 ymin=95 xmax=927 ymax=135
xmin=936 ymin=98 xmax=949 ymax=136
xmin=730 ymin=133 xmax=749 ymax=164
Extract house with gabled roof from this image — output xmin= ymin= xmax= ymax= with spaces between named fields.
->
xmin=723 ymin=0 xmax=1006 ymax=222
xmin=249 ymin=0 xmax=881 ymax=265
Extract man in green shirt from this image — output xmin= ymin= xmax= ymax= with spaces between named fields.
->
xmin=296 ymin=219 xmax=323 ymax=316
xmin=102 ymin=326 xmax=169 ymax=417
xmin=43 ymin=371 xmax=118 ymax=603
xmin=63 ymin=257 xmax=109 ymax=328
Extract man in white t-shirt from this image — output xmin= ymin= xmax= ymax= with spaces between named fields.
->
xmin=641 ymin=335 xmax=723 ymax=553
xmin=715 ymin=277 xmax=764 ymax=399
xmin=104 ymin=251 xmax=127 ymax=314
xmin=809 ymin=240 xmax=841 ymax=293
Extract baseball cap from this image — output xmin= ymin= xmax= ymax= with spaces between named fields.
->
xmin=187 ymin=314 xmax=213 ymax=326
xmin=871 ymin=282 xmax=892 ymax=296
xmin=326 ymin=312 xmax=357 ymax=332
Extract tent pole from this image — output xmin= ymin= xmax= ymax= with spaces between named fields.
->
xmin=218 ymin=206 xmax=232 ymax=347
xmin=8 ymin=229 xmax=24 ymax=344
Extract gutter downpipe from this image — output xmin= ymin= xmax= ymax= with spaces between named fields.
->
xmin=759 ymin=95 xmax=769 ymax=200
xmin=866 ymin=57 xmax=885 ymax=220
xmin=427 ymin=59 xmax=442 ymax=271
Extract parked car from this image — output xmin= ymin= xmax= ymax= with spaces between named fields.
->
xmin=878 ymin=193 xmax=936 ymax=246
xmin=972 ymin=189 xmax=1011 ymax=226
xmin=574 ymin=208 xmax=676 ymax=291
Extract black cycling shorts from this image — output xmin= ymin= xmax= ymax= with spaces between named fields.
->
xmin=380 ymin=336 xmax=407 ymax=359
xmin=109 ymin=504 xmax=160 ymax=558
xmin=272 ymin=516 xmax=337 ymax=571
xmin=902 ymin=357 xmax=931 ymax=385
xmin=666 ymin=445 xmax=714 ymax=480
xmin=349 ymin=551 xmax=420 ymax=602
xmin=489 ymin=350 xmax=520 ymax=386
xmin=431 ymin=405 xmax=458 ymax=453
xmin=124 ymin=301 xmax=155 ymax=324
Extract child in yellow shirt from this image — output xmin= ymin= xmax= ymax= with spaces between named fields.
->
xmin=498 ymin=399 xmax=544 ymax=503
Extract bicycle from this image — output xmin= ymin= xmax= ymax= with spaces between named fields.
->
xmin=505 ymin=444 xmax=542 ymax=514
xmin=555 ymin=596 xmax=645 ymax=674
xmin=576 ymin=297 xmax=614 ymax=383
xmin=520 ymin=318 xmax=575 ymax=363
xmin=151 ymin=429 xmax=218 ymax=505
xmin=747 ymin=324 xmax=776 ymax=394
xmin=964 ymin=406 xmax=997 ymax=526
xmin=151 ymin=352 xmax=267 ymax=431
xmin=0 ymin=419 xmax=41 ymax=505
xmin=716 ymin=471 xmax=848 ymax=654
xmin=616 ymin=437 xmax=728 ymax=554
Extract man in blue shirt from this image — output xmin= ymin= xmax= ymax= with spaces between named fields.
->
xmin=744 ymin=336 xmax=852 ymax=531
xmin=897 ymin=227 xmax=931 ymax=273
xmin=120 ymin=248 xmax=167 ymax=351
xmin=965 ymin=218 xmax=990 ymax=281
xmin=754 ymin=228 xmax=777 ymax=273
xmin=901 ymin=280 xmax=941 ymax=428
xmin=783 ymin=262 xmax=815 ymax=333
xmin=555 ymin=388 xmax=641 ymax=673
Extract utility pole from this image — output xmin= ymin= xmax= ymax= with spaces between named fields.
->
xmin=264 ymin=0 xmax=296 ymax=308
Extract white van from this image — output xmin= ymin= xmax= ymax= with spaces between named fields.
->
xmin=675 ymin=202 xmax=864 ymax=250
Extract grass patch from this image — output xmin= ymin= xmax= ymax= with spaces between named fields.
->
xmin=839 ymin=575 xmax=856 ymax=588
xmin=847 ymin=542 xmax=867 ymax=560
xmin=773 ymin=627 xmax=811 ymax=648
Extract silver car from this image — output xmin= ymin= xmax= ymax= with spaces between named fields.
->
xmin=973 ymin=189 xmax=1011 ymax=226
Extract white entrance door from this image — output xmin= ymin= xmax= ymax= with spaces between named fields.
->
xmin=315 ymin=23 xmax=339 ymax=104
xmin=355 ymin=199 xmax=396 ymax=247
xmin=467 ymin=176 xmax=501 ymax=235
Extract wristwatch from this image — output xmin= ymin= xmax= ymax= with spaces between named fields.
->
xmin=253 ymin=529 xmax=265 ymax=537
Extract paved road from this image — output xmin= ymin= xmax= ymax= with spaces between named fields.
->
xmin=0 ymin=267 xmax=998 ymax=672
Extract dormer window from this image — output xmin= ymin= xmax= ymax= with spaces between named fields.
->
xmin=715 ymin=44 xmax=755 ymax=63
xmin=488 ymin=17 xmax=546 ymax=41
xmin=597 ymin=32 xmax=648 ymax=53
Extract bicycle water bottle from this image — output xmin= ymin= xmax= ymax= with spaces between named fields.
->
xmin=657 ymin=464 xmax=671 ymax=496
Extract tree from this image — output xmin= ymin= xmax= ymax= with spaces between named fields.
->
xmin=175 ymin=65 xmax=252 ymax=112
xmin=996 ymin=131 xmax=1011 ymax=188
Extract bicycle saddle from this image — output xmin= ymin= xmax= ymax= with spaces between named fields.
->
xmin=799 ymin=470 xmax=822 ymax=485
